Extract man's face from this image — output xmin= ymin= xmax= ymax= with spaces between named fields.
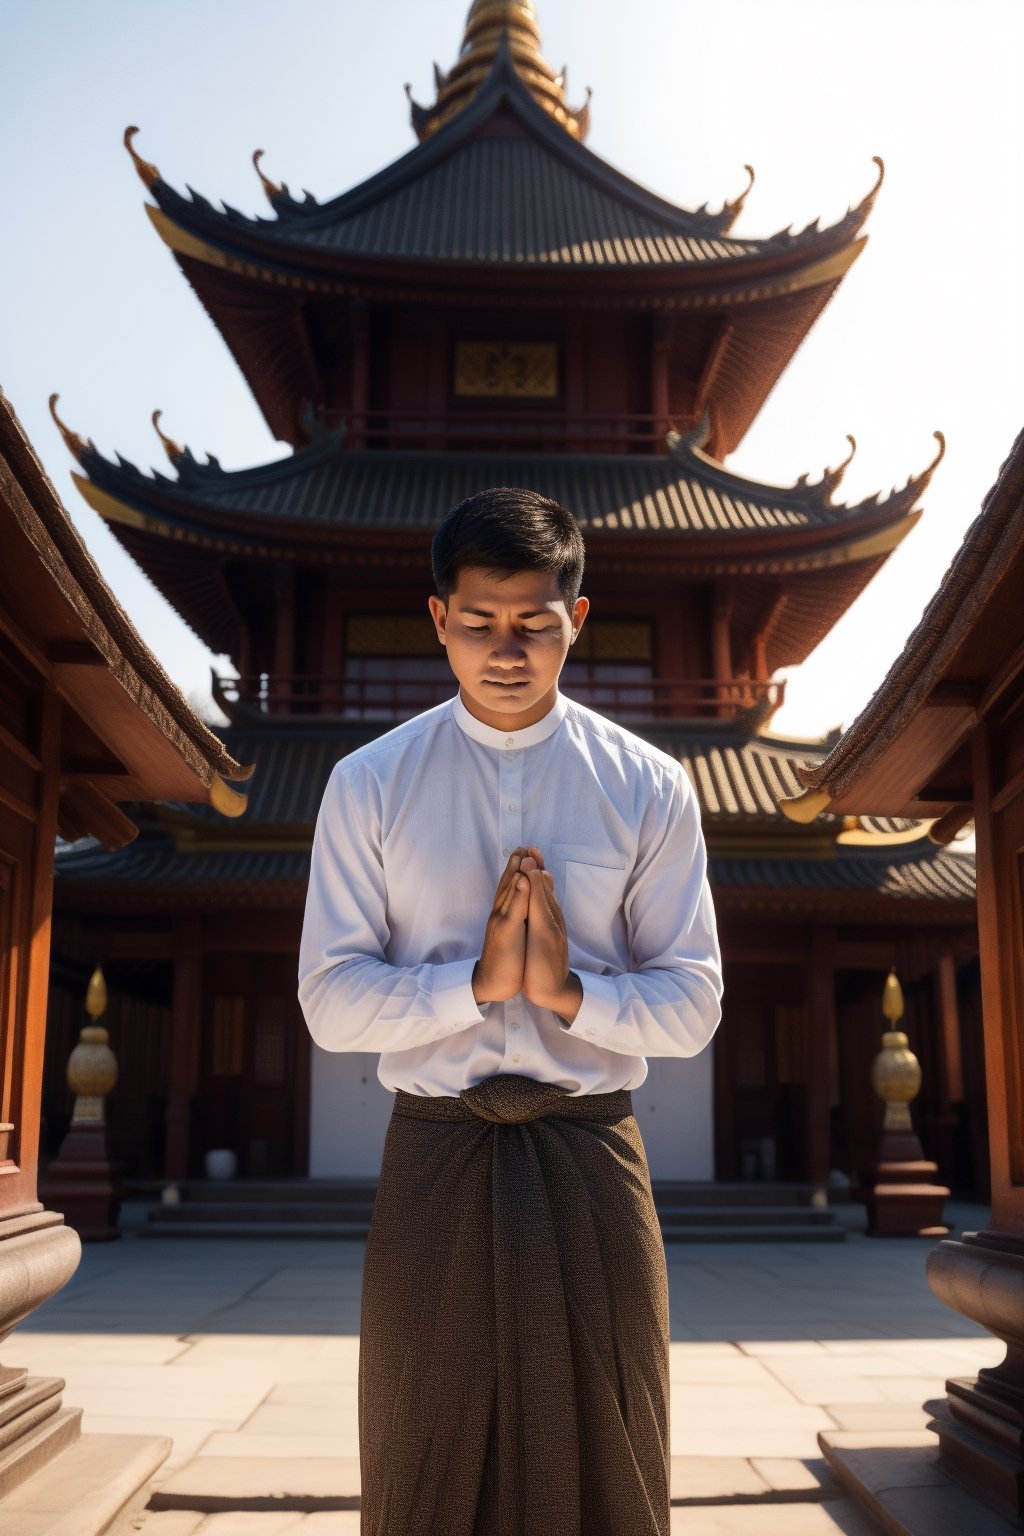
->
xmin=428 ymin=566 xmax=589 ymax=730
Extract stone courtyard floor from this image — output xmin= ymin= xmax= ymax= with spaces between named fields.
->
xmin=5 ymin=1200 xmax=1005 ymax=1533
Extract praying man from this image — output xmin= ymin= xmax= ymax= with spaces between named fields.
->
xmin=298 ymin=486 xmax=723 ymax=1536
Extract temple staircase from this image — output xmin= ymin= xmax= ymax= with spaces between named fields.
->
xmin=129 ymin=1179 xmax=846 ymax=1242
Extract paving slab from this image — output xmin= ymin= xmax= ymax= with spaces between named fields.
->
xmin=149 ymin=1456 xmax=361 ymax=1513
xmin=4 ymin=1200 xmax=1005 ymax=1526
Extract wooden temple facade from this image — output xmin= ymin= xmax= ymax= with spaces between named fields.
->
xmin=0 ymin=385 xmax=249 ymax=1520
xmin=45 ymin=0 xmax=980 ymax=1193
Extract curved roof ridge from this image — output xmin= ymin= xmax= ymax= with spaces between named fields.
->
xmin=130 ymin=67 xmax=881 ymax=267
xmin=671 ymin=419 xmax=945 ymax=525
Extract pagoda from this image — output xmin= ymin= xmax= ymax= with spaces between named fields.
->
xmin=47 ymin=0 xmax=979 ymax=1204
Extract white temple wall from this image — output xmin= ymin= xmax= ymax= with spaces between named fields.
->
xmin=309 ymin=1039 xmax=716 ymax=1181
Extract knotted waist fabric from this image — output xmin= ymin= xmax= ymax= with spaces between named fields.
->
xmin=358 ymin=1073 xmax=670 ymax=1536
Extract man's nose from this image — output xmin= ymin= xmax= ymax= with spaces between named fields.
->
xmin=490 ymin=637 xmax=527 ymax=668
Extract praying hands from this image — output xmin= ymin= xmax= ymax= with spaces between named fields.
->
xmin=471 ymin=847 xmax=584 ymax=1022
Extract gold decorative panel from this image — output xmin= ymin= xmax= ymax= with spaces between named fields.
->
xmin=573 ymin=621 xmax=652 ymax=662
xmin=454 ymin=342 xmax=558 ymax=398
xmin=347 ymin=616 xmax=438 ymax=657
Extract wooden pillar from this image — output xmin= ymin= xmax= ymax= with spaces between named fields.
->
xmin=565 ymin=313 xmax=586 ymax=452
xmin=349 ymin=299 xmax=370 ymax=448
xmin=425 ymin=311 xmax=447 ymax=449
xmin=270 ymin=565 xmax=296 ymax=715
xmin=651 ymin=313 xmax=671 ymax=445
xmin=936 ymin=948 xmax=964 ymax=1106
xmin=321 ymin=580 xmax=344 ymax=715
xmin=0 ymin=683 xmax=82 ymax=1494
xmin=926 ymin=721 xmax=1024 ymax=1521
xmin=806 ymin=924 xmax=836 ymax=1192
xmin=165 ymin=918 xmax=202 ymax=1180
xmin=16 ymin=688 xmax=61 ymax=1211
xmin=712 ymin=585 xmax=734 ymax=716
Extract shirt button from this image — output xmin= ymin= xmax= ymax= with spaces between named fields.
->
xmin=502 ymin=847 xmax=510 ymax=857
xmin=586 ymin=1029 xmax=595 ymax=1038
xmin=507 ymin=801 xmax=517 ymax=811
xmin=505 ymin=736 xmax=514 ymax=746
xmin=512 ymin=1054 xmax=521 ymax=1064
xmin=511 ymin=1023 xmax=520 ymax=1031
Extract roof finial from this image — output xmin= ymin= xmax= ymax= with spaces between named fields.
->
xmin=721 ymin=164 xmax=756 ymax=230
xmin=820 ymin=434 xmax=857 ymax=498
xmin=410 ymin=0 xmax=591 ymax=142
xmin=926 ymin=430 xmax=946 ymax=474
xmin=252 ymin=148 xmax=288 ymax=204
xmin=124 ymin=125 xmax=161 ymax=190
xmin=151 ymin=409 xmax=184 ymax=463
xmin=48 ymin=394 xmax=93 ymax=463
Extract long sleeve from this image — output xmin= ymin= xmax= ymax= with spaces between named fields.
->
xmin=561 ymin=764 xmax=722 ymax=1059
xmin=298 ymin=759 xmax=487 ymax=1052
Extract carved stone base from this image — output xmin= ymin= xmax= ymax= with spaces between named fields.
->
xmin=928 ymin=1229 xmax=1024 ymax=1523
xmin=0 ymin=1208 xmax=81 ymax=1500
xmin=39 ymin=1123 xmax=123 ymax=1242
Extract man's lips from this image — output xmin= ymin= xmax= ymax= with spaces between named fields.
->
xmin=482 ymin=678 xmax=529 ymax=687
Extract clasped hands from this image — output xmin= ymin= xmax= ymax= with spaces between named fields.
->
xmin=471 ymin=846 xmax=584 ymax=1023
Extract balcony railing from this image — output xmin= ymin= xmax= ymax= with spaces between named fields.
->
xmin=332 ymin=410 xmax=676 ymax=452
xmin=214 ymin=673 xmax=785 ymax=724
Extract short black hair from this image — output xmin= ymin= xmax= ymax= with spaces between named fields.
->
xmin=431 ymin=486 xmax=585 ymax=610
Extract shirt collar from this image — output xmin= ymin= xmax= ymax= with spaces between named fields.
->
xmin=452 ymin=690 xmax=569 ymax=750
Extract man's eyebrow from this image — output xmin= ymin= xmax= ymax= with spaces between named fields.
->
xmin=457 ymin=606 xmax=554 ymax=619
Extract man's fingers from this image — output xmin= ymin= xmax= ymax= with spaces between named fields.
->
xmin=499 ymin=871 xmax=530 ymax=919
xmin=526 ymin=845 xmax=545 ymax=870
xmin=507 ymin=873 xmax=530 ymax=922
xmin=492 ymin=848 xmax=526 ymax=909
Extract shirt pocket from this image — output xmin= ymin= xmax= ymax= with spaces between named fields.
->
xmin=551 ymin=844 xmax=628 ymax=966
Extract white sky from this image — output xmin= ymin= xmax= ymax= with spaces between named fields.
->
xmin=2 ymin=0 xmax=1022 ymax=739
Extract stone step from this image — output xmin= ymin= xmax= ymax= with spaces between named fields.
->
xmin=661 ymin=1223 xmax=846 ymax=1244
xmin=140 ymin=1215 xmax=844 ymax=1242
xmin=130 ymin=1177 xmax=830 ymax=1209
xmin=145 ymin=1199 xmax=836 ymax=1228
xmin=0 ymin=1431 xmax=171 ymax=1535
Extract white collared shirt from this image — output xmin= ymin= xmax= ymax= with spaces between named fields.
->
xmin=298 ymin=691 xmax=723 ymax=1095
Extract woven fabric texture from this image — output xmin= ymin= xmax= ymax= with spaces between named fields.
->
xmin=358 ymin=1073 xmax=670 ymax=1535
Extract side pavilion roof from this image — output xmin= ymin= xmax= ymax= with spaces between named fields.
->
xmin=54 ymin=715 xmax=976 ymax=922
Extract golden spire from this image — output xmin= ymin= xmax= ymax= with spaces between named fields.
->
xmin=408 ymin=0 xmax=591 ymax=142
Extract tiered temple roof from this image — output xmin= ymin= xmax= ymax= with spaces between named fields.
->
xmin=122 ymin=26 xmax=883 ymax=454
xmin=53 ymin=398 xmax=943 ymax=672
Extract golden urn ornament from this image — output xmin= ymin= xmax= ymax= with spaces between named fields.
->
xmin=66 ymin=966 xmax=119 ymax=1126
xmin=869 ymin=971 xmax=922 ymax=1132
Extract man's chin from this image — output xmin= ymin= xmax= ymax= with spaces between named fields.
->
xmin=465 ymin=682 xmax=540 ymax=714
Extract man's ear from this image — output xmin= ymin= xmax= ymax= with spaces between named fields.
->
xmin=569 ymin=595 xmax=590 ymax=642
xmin=427 ymin=594 xmax=448 ymax=645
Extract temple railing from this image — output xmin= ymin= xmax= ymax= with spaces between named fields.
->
xmin=333 ymin=410 xmax=677 ymax=452
xmin=213 ymin=673 xmax=785 ymax=724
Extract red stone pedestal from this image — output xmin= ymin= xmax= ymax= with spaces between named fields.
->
xmin=927 ymin=1230 xmax=1024 ymax=1523
xmin=861 ymin=1129 xmax=950 ymax=1239
xmin=40 ymin=1124 xmax=123 ymax=1243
